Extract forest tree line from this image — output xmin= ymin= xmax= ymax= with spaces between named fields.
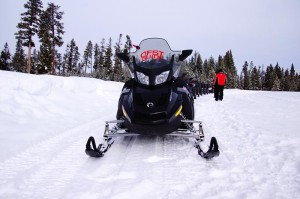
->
xmin=0 ymin=0 xmax=299 ymax=91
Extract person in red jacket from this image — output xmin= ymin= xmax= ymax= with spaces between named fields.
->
xmin=213 ymin=69 xmax=227 ymax=101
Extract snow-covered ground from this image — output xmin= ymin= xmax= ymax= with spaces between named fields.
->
xmin=0 ymin=70 xmax=300 ymax=199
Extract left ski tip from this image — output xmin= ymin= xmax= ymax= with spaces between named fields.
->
xmin=85 ymin=149 xmax=104 ymax=158
xmin=85 ymin=136 xmax=104 ymax=158
xmin=197 ymin=136 xmax=220 ymax=159
xmin=199 ymin=149 xmax=220 ymax=159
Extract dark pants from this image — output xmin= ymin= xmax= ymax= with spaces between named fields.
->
xmin=214 ymin=85 xmax=224 ymax=101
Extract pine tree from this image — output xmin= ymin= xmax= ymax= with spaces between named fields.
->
xmin=194 ymin=52 xmax=203 ymax=79
xmin=190 ymin=52 xmax=199 ymax=78
xmin=238 ymin=72 xmax=244 ymax=89
xmin=38 ymin=2 xmax=64 ymax=75
xmin=122 ymin=35 xmax=132 ymax=81
xmin=296 ymin=74 xmax=300 ymax=91
xmin=83 ymin=40 xmax=93 ymax=74
xmin=113 ymin=34 xmax=123 ymax=81
xmin=274 ymin=63 xmax=283 ymax=80
xmin=242 ymin=61 xmax=250 ymax=90
xmin=217 ymin=55 xmax=225 ymax=71
xmin=258 ymin=65 xmax=264 ymax=90
xmin=196 ymin=53 xmax=203 ymax=79
xmin=64 ymin=39 xmax=80 ymax=75
xmin=224 ymin=50 xmax=237 ymax=88
xmin=93 ymin=43 xmax=100 ymax=74
xmin=124 ymin=35 xmax=132 ymax=54
xmin=289 ymin=64 xmax=297 ymax=91
xmin=93 ymin=39 xmax=106 ymax=79
xmin=103 ymin=38 xmax=113 ymax=80
xmin=31 ymin=49 xmax=38 ymax=74
xmin=272 ymin=75 xmax=281 ymax=91
xmin=15 ymin=0 xmax=43 ymax=73
xmin=0 ymin=43 xmax=12 ymax=71
xmin=201 ymin=59 xmax=208 ymax=83
xmin=37 ymin=36 xmax=52 ymax=74
xmin=250 ymin=66 xmax=260 ymax=90
xmin=283 ymin=68 xmax=290 ymax=91
xmin=12 ymin=39 xmax=26 ymax=72
xmin=264 ymin=65 xmax=275 ymax=90
xmin=99 ymin=38 xmax=106 ymax=78
xmin=56 ymin=51 xmax=63 ymax=75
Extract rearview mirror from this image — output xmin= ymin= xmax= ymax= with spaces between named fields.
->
xmin=179 ymin=50 xmax=193 ymax=61
xmin=116 ymin=53 xmax=130 ymax=63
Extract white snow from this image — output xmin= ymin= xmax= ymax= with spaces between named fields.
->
xmin=0 ymin=70 xmax=300 ymax=199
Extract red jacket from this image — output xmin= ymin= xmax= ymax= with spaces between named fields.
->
xmin=213 ymin=72 xmax=226 ymax=86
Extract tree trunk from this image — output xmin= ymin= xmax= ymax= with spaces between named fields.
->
xmin=52 ymin=45 xmax=56 ymax=75
xmin=27 ymin=42 xmax=31 ymax=74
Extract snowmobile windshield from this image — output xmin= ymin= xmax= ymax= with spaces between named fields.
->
xmin=131 ymin=38 xmax=181 ymax=69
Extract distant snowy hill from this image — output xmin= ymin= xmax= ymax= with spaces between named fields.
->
xmin=0 ymin=70 xmax=300 ymax=199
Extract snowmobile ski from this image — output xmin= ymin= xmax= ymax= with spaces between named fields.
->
xmin=195 ymin=137 xmax=220 ymax=159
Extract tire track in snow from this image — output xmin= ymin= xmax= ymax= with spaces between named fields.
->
xmin=194 ymin=92 xmax=300 ymax=198
xmin=0 ymin=117 xmax=106 ymax=198
xmin=59 ymin=135 xmax=138 ymax=199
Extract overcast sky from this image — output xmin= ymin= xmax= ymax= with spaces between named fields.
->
xmin=1 ymin=0 xmax=299 ymax=72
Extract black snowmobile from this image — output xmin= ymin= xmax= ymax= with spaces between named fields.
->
xmin=85 ymin=38 xmax=219 ymax=159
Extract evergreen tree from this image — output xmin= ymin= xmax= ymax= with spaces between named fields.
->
xmin=113 ymin=34 xmax=123 ymax=81
xmin=103 ymin=38 xmax=113 ymax=80
xmin=283 ymin=68 xmax=290 ymax=91
xmin=0 ymin=43 xmax=12 ymax=71
xmin=264 ymin=65 xmax=275 ymax=90
xmin=83 ymin=40 xmax=93 ymax=74
xmin=272 ymin=75 xmax=281 ymax=91
xmin=296 ymin=74 xmax=300 ymax=91
xmin=99 ymin=38 xmax=106 ymax=78
xmin=37 ymin=36 xmax=52 ymax=74
xmin=31 ymin=49 xmax=38 ymax=74
xmin=94 ymin=39 xmax=106 ymax=79
xmin=124 ymin=35 xmax=132 ymax=54
xmin=15 ymin=0 xmax=43 ymax=73
xmin=274 ymin=63 xmax=283 ymax=80
xmin=258 ymin=65 xmax=265 ymax=90
xmin=64 ymin=39 xmax=80 ymax=75
xmin=250 ymin=66 xmax=260 ymax=90
xmin=93 ymin=43 xmax=100 ymax=74
xmin=38 ymin=2 xmax=64 ymax=75
xmin=56 ymin=51 xmax=63 ymax=75
xmin=239 ymin=72 xmax=244 ymax=89
xmin=190 ymin=52 xmax=198 ymax=78
xmin=122 ymin=35 xmax=132 ymax=81
xmin=183 ymin=57 xmax=194 ymax=78
xmin=194 ymin=52 xmax=203 ymax=79
xmin=217 ymin=55 xmax=225 ymax=71
xmin=12 ymin=39 xmax=26 ymax=72
xmin=201 ymin=59 xmax=208 ymax=83
xmin=289 ymin=64 xmax=297 ymax=91
xmin=224 ymin=50 xmax=237 ymax=88
xmin=196 ymin=54 xmax=203 ymax=76
xmin=242 ymin=61 xmax=250 ymax=90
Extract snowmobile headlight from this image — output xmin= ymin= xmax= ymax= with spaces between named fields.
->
xmin=136 ymin=72 xmax=149 ymax=85
xmin=155 ymin=71 xmax=169 ymax=85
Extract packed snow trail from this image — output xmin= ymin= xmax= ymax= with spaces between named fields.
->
xmin=0 ymin=71 xmax=300 ymax=199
